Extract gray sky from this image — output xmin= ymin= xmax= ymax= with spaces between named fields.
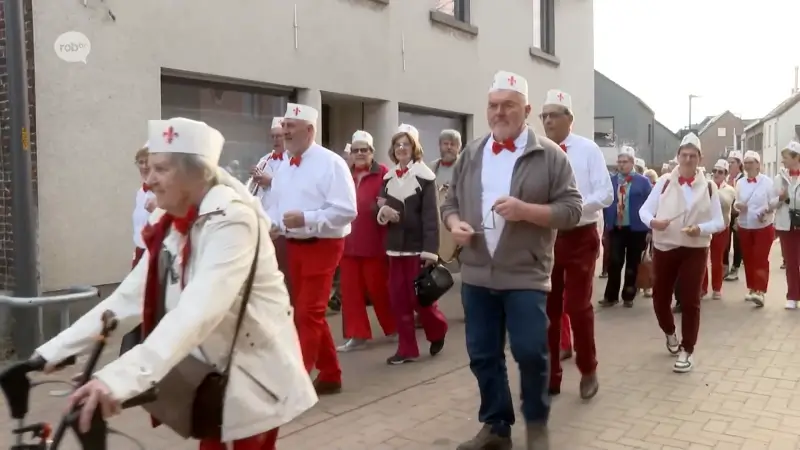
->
xmin=594 ymin=0 xmax=800 ymax=132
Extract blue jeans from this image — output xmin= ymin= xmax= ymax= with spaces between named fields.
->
xmin=461 ymin=283 xmax=550 ymax=437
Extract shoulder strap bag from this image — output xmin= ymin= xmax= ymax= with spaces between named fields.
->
xmin=143 ymin=220 xmax=261 ymax=440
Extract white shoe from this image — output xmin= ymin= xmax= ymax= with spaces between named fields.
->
xmin=785 ymin=300 xmax=798 ymax=310
xmin=665 ymin=333 xmax=680 ymax=355
xmin=745 ymin=290 xmax=756 ymax=302
xmin=751 ymin=292 xmax=765 ymax=308
xmin=673 ymin=350 xmax=694 ymax=373
xmin=712 ymin=291 xmax=722 ymax=300
xmin=336 ymin=338 xmax=367 ymax=352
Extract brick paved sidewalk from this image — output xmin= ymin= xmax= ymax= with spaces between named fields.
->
xmin=3 ymin=248 xmax=800 ymax=449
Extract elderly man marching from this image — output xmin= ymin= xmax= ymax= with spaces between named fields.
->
xmin=35 ymin=118 xmax=317 ymax=449
xmin=724 ymin=150 xmax=746 ymax=280
xmin=429 ymin=129 xmax=463 ymax=262
xmin=540 ymin=89 xmax=613 ymax=400
xmin=250 ymin=118 xmax=290 ymax=279
xmin=639 ymin=133 xmax=724 ymax=373
xmin=601 ymin=146 xmax=652 ymax=307
xmin=268 ymin=104 xmax=358 ymax=395
xmin=442 ymin=70 xmax=582 ymax=450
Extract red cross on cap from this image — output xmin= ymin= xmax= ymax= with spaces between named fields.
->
xmin=163 ymin=126 xmax=179 ymax=144
xmin=508 ymin=76 xmax=516 ymax=86
xmin=293 ymin=106 xmax=301 ymax=116
xmin=557 ymin=92 xmax=564 ymax=101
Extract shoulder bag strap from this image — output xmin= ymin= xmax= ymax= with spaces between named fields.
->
xmin=222 ymin=220 xmax=261 ymax=376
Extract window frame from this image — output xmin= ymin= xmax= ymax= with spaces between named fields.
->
xmin=530 ymin=0 xmax=558 ymax=65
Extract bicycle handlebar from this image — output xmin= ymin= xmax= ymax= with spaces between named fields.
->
xmin=1 ymin=310 xmax=158 ymax=450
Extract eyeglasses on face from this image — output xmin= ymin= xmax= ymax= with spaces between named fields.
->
xmin=712 ymin=169 xmax=726 ymax=175
xmin=539 ymin=111 xmax=567 ymax=121
xmin=393 ymin=142 xmax=411 ymax=150
xmin=350 ymin=147 xmax=372 ymax=154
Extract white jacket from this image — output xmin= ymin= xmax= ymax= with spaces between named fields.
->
xmin=37 ymin=181 xmax=317 ymax=442
xmin=773 ymin=169 xmax=800 ymax=231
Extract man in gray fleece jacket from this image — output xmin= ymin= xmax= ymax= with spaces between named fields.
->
xmin=441 ymin=70 xmax=582 ymax=450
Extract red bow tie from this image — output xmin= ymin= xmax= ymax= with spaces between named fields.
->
xmin=172 ymin=206 xmax=199 ymax=235
xmin=678 ymin=176 xmax=694 ymax=186
xmin=142 ymin=183 xmax=150 ymax=192
xmin=747 ymin=177 xmax=757 ymax=183
xmin=790 ymin=170 xmax=800 ymax=177
xmin=270 ymin=152 xmax=284 ymax=161
xmin=440 ymin=160 xmax=454 ymax=167
xmin=395 ymin=167 xmax=409 ymax=178
xmin=491 ymin=139 xmax=516 ymax=154
xmin=289 ymin=156 xmax=301 ymax=167
xmin=560 ymin=144 xmax=567 ymax=152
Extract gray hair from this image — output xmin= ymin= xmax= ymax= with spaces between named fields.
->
xmin=439 ymin=129 xmax=462 ymax=148
xmin=170 ymin=153 xmax=217 ymax=183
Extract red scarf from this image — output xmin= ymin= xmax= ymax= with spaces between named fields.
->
xmin=140 ymin=206 xmax=199 ymax=339
xmin=142 ymin=183 xmax=150 ymax=192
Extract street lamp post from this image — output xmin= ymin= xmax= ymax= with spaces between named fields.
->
xmin=688 ymin=94 xmax=700 ymax=132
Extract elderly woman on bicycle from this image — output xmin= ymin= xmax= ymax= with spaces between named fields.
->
xmin=34 ymin=118 xmax=317 ymax=450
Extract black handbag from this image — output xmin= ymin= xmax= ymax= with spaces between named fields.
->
xmin=789 ymin=209 xmax=800 ymax=230
xmin=414 ymin=261 xmax=454 ymax=308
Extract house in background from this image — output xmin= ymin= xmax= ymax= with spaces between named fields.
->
xmin=594 ymin=71 xmax=656 ymax=167
xmin=744 ymin=92 xmax=800 ymax=176
xmin=691 ymin=111 xmax=745 ymax=170
xmin=652 ymin=120 xmax=681 ymax=167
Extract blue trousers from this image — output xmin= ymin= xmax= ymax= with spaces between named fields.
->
xmin=461 ymin=283 xmax=550 ymax=437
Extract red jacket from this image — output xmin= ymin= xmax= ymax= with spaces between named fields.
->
xmin=344 ymin=161 xmax=389 ymax=258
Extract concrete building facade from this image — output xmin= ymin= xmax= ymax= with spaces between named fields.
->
xmin=14 ymin=0 xmax=594 ymax=290
xmin=594 ymin=71 xmax=656 ymax=167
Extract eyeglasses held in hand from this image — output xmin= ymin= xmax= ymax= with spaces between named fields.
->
xmin=473 ymin=207 xmax=497 ymax=234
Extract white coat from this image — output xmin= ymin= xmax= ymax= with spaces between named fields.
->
xmin=36 ymin=182 xmax=317 ymax=442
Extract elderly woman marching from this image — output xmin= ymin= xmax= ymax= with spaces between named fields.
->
xmin=639 ymin=133 xmax=724 ymax=373
xmin=724 ymin=151 xmax=746 ymax=280
xmin=774 ymin=141 xmax=800 ymax=309
xmin=132 ymin=143 xmax=156 ymax=267
xmin=735 ymin=151 xmax=777 ymax=307
xmin=35 ymin=118 xmax=317 ymax=450
xmin=701 ymin=159 xmax=737 ymax=299
xmin=337 ymin=130 xmax=397 ymax=352
xmin=430 ymin=129 xmax=463 ymax=263
xmin=377 ymin=124 xmax=448 ymax=365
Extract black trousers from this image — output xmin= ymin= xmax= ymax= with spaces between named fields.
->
xmin=603 ymin=227 xmax=649 ymax=302
xmin=723 ymin=223 xmax=742 ymax=269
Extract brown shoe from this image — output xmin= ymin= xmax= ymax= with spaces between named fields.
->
xmin=559 ymin=349 xmax=573 ymax=361
xmin=525 ymin=423 xmax=550 ymax=450
xmin=313 ymin=378 xmax=342 ymax=396
xmin=579 ymin=373 xmax=599 ymax=400
xmin=456 ymin=424 xmax=512 ymax=450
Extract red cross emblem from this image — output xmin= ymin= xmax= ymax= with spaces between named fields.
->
xmin=163 ymin=126 xmax=179 ymax=144
xmin=557 ymin=92 xmax=564 ymax=101
xmin=508 ymin=76 xmax=516 ymax=86
xmin=293 ymin=106 xmax=301 ymax=116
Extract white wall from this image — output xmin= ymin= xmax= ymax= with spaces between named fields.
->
xmin=777 ymin=101 xmax=800 ymax=154
xmin=32 ymin=0 xmax=594 ymax=289
xmin=763 ymin=117 xmax=779 ymax=176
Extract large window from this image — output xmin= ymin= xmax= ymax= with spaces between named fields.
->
xmin=399 ymin=108 xmax=467 ymax=165
xmin=594 ymin=117 xmax=615 ymax=147
xmin=434 ymin=0 xmax=469 ymax=22
xmin=532 ymin=0 xmax=555 ymax=55
xmin=161 ymin=76 xmax=291 ymax=182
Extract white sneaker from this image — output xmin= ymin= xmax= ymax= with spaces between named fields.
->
xmin=336 ymin=338 xmax=367 ymax=353
xmin=665 ymin=334 xmax=680 ymax=355
xmin=785 ymin=300 xmax=798 ymax=310
xmin=712 ymin=291 xmax=722 ymax=300
xmin=745 ymin=290 xmax=755 ymax=302
xmin=673 ymin=350 xmax=694 ymax=373
xmin=751 ymin=292 xmax=765 ymax=308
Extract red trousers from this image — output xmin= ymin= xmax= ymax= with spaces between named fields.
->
xmin=779 ymin=229 xmax=800 ymax=300
xmin=339 ymin=255 xmax=396 ymax=339
xmin=547 ymin=224 xmax=599 ymax=389
xmin=388 ymin=255 xmax=448 ymax=358
xmin=199 ymin=430 xmax=279 ymax=450
xmin=738 ymin=226 xmax=775 ymax=292
xmin=286 ymin=238 xmax=344 ymax=383
xmin=652 ymin=246 xmax=707 ymax=353
xmin=702 ymin=228 xmax=731 ymax=293
xmin=560 ymin=312 xmax=572 ymax=352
